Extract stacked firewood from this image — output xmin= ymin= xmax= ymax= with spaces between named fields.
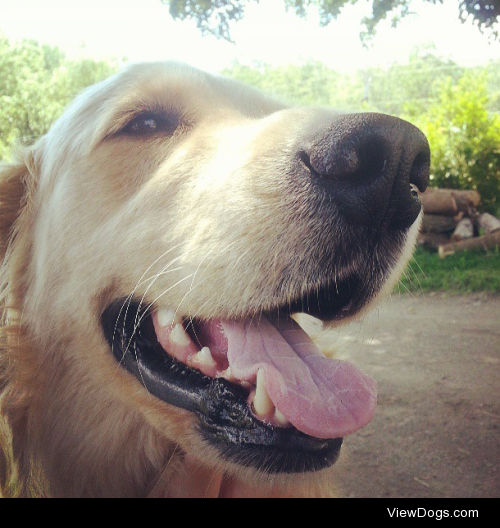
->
xmin=418 ymin=188 xmax=500 ymax=258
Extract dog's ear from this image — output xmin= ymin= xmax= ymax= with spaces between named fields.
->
xmin=0 ymin=151 xmax=39 ymax=264
xmin=0 ymin=151 xmax=40 ymax=498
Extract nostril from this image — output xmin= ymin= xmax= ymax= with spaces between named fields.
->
xmin=410 ymin=150 xmax=431 ymax=193
xmin=298 ymin=150 xmax=318 ymax=177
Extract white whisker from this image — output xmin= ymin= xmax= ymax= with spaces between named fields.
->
xmin=122 ymin=274 xmax=196 ymax=359
xmin=111 ymin=241 xmax=188 ymax=362
xmin=174 ymin=240 xmax=241 ymax=322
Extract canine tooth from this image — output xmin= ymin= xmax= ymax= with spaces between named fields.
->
xmin=169 ymin=324 xmax=191 ymax=347
xmin=193 ymin=347 xmax=217 ymax=368
xmin=253 ymin=370 xmax=274 ymax=417
xmin=157 ymin=309 xmax=179 ymax=328
xmin=220 ymin=367 xmax=236 ymax=382
xmin=274 ymin=408 xmax=290 ymax=427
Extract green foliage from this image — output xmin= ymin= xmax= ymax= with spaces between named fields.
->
xmin=223 ymin=61 xmax=348 ymax=106
xmin=367 ymin=46 xmax=465 ymax=118
xmin=163 ymin=0 xmax=500 ymax=43
xmin=0 ymin=36 xmax=117 ymax=159
xmin=485 ymin=59 xmax=500 ymax=112
xmin=223 ymin=46 xmax=469 ymax=115
xmin=399 ymin=247 xmax=500 ymax=293
xmin=416 ymin=73 xmax=500 ymax=213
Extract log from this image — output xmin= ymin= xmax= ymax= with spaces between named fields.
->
xmin=451 ymin=218 xmax=475 ymax=242
xmin=418 ymin=233 xmax=450 ymax=251
xmin=439 ymin=231 xmax=500 ymax=259
xmin=478 ymin=213 xmax=500 ymax=234
xmin=421 ymin=214 xmax=458 ymax=234
xmin=420 ymin=188 xmax=481 ymax=216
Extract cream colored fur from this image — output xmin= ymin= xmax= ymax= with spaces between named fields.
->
xmin=0 ymin=62 xmax=420 ymax=498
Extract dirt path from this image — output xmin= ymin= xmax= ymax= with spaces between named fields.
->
xmin=327 ymin=294 xmax=499 ymax=498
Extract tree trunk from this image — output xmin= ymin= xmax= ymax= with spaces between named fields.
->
xmin=451 ymin=218 xmax=475 ymax=242
xmin=439 ymin=231 xmax=500 ymax=259
xmin=478 ymin=213 xmax=500 ymax=234
xmin=420 ymin=188 xmax=481 ymax=216
xmin=421 ymin=214 xmax=458 ymax=234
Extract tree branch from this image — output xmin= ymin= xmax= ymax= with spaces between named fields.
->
xmin=162 ymin=0 xmax=500 ymax=43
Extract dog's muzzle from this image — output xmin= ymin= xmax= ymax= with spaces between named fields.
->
xmin=101 ymin=112 xmax=430 ymax=476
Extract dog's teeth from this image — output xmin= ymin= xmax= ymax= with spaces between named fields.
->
xmin=157 ymin=309 xmax=179 ymax=328
xmin=274 ymin=408 xmax=290 ymax=427
xmin=220 ymin=367 xmax=236 ymax=382
xmin=193 ymin=347 xmax=217 ymax=368
xmin=169 ymin=324 xmax=192 ymax=347
xmin=253 ymin=369 xmax=274 ymax=417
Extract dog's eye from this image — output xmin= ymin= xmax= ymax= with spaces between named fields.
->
xmin=121 ymin=112 xmax=177 ymax=137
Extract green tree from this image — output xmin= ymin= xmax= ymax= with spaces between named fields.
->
xmin=0 ymin=37 xmax=62 ymax=156
xmin=223 ymin=47 xmax=473 ymax=114
xmin=364 ymin=46 xmax=464 ymax=117
xmin=223 ymin=60 xmax=348 ymax=106
xmin=0 ymin=37 xmax=117 ymax=159
xmin=164 ymin=0 xmax=500 ymax=42
xmin=484 ymin=59 xmax=500 ymax=112
xmin=418 ymin=73 xmax=500 ymax=213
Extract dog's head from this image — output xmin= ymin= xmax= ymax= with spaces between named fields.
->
xmin=0 ymin=62 xmax=429 ymax=497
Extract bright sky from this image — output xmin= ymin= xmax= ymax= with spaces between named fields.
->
xmin=0 ymin=0 xmax=498 ymax=73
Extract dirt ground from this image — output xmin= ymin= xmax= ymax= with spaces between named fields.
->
xmin=326 ymin=294 xmax=499 ymax=498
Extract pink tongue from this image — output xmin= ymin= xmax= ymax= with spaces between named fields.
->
xmin=220 ymin=316 xmax=377 ymax=439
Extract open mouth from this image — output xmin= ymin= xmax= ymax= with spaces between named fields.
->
xmin=101 ymin=276 xmax=377 ymax=475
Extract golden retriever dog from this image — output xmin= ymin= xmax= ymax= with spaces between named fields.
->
xmin=0 ymin=62 xmax=430 ymax=498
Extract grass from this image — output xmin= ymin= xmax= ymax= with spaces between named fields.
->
xmin=398 ymin=246 xmax=500 ymax=294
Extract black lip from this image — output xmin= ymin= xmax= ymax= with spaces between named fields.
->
xmin=101 ymin=300 xmax=343 ymax=474
xmin=288 ymin=274 xmax=365 ymax=322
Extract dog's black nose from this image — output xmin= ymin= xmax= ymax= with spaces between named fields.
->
xmin=301 ymin=113 xmax=430 ymax=229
